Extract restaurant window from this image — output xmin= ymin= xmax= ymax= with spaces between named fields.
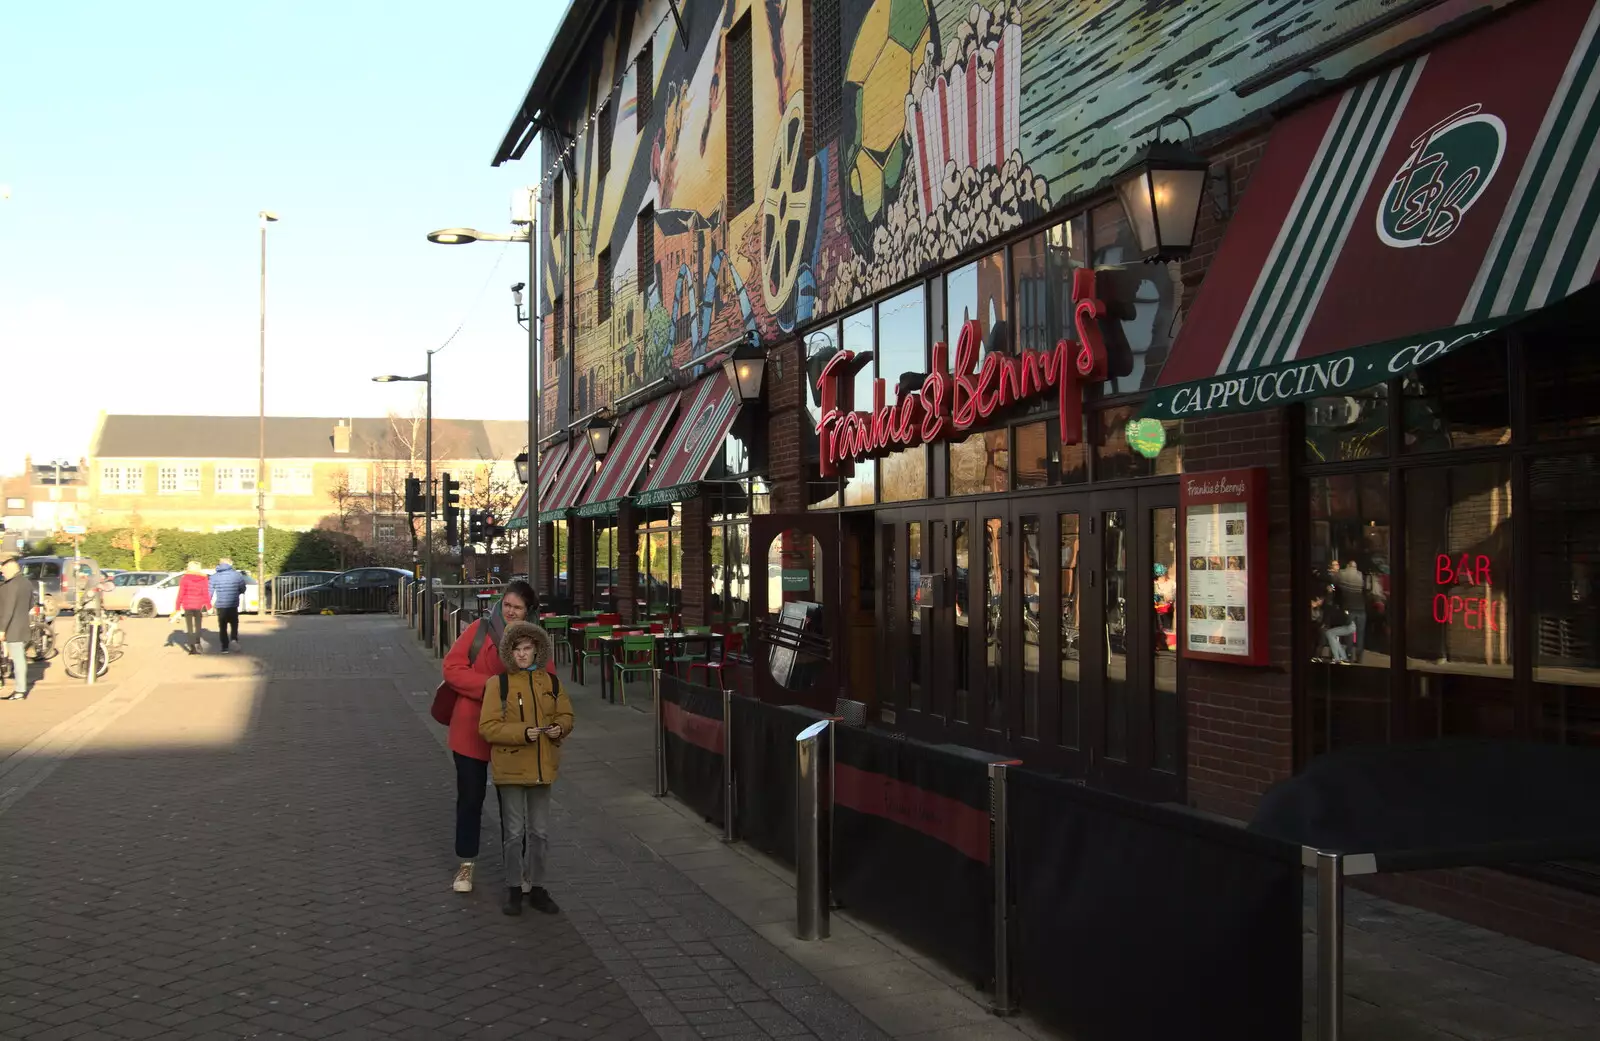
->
xmin=1402 ymin=340 xmax=1510 ymax=452
xmin=805 ymin=324 xmax=843 ymax=509
xmin=946 ymin=248 xmax=1007 ymax=357
xmin=636 ymin=505 xmax=683 ymax=610
xmin=553 ymin=519 xmax=571 ymax=603
xmin=1013 ymin=232 xmax=1049 ymax=355
xmin=1307 ymin=473 xmax=1392 ymax=755
xmin=1090 ymin=202 xmax=1180 ymax=394
xmin=594 ymin=520 xmax=619 ymax=610
xmin=842 ymin=307 xmax=876 ymax=507
xmin=1093 ymin=406 xmax=1181 ymax=480
xmin=1530 ymin=327 xmax=1600 ymax=440
xmin=1532 ymin=454 xmax=1600 ymax=746
xmin=1014 ymin=422 xmax=1049 ymax=490
xmin=1405 ymin=462 xmax=1515 ymax=738
xmin=950 ymin=429 xmax=1007 ymax=498
xmin=1306 ymin=384 xmax=1390 ymax=463
xmin=877 ymin=284 xmax=928 ymax=502
xmin=709 ymin=477 xmax=763 ymax=626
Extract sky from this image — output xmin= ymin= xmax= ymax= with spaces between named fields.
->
xmin=0 ymin=0 xmax=564 ymax=474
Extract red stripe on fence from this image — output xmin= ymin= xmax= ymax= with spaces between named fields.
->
xmin=834 ymin=763 xmax=991 ymax=865
xmin=662 ymin=700 xmax=724 ymax=754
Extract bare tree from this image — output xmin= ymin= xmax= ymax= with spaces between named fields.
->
xmin=110 ymin=512 xmax=159 ymax=569
xmin=326 ymin=470 xmax=369 ymax=537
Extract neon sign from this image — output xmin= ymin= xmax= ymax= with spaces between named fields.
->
xmin=1432 ymin=553 xmax=1501 ymax=632
xmin=815 ymin=268 xmax=1109 ymax=477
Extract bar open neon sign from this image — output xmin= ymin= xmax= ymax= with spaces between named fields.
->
xmin=1433 ymin=553 xmax=1501 ymax=632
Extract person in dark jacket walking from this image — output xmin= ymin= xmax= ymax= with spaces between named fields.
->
xmin=209 ymin=558 xmax=248 ymax=653
xmin=176 ymin=561 xmax=212 ymax=654
xmin=0 ymin=552 xmax=37 ymax=700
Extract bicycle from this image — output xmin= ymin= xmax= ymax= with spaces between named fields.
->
xmin=63 ymin=598 xmax=116 ymax=679
xmin=27 ymin=603 xmax=57 ymax=662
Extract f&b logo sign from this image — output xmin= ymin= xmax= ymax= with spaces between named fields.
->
xmin=1378 ymin=104 xmax=1506 ymax=248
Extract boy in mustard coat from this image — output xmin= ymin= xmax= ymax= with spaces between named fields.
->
xmin=478 ymin=620 xmax=574 ymax=916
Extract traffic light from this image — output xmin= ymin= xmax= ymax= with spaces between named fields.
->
xmin=468 ymin=509 xmax=487 ymax=544
xmin=442 ymin=473 xmax=460 ymax=528
xmin=404 ymin=475 xmax=423 ymax=515
xmin=486 ymin=516 xmax=503 ymax=543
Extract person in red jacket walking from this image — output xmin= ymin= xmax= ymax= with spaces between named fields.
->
xmin=439 ymin=578 xmax=555 ymax=894
xmin=175 ymin=560 xmax=212 ymax=655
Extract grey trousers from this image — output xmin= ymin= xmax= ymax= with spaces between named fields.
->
xmin=496 ymin=783 xmax=551 ymax=889
xmin=4 ymin=642 xmax=27 ymax=694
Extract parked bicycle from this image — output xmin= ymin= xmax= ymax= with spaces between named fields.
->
xmin=63 ymin=599 xmax=117 ymax=679
xmin=26 ymin=602 xmax=56 ymax=662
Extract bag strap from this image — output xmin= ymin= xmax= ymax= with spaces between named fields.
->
xmin=468 ymin=618 xmax=493 ymax=666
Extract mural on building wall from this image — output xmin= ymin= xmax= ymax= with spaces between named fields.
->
xmin=539 ymin=0 xmax=1493 ymax=426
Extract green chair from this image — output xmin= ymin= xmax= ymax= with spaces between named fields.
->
xmin=611 ymin=635 xmax=656 ymax=706
xmin=668 ymin=625 xmax=714 ymax=678
xmin=577 ymin=625 xmax=613 ymax=685
xmin=543 ymin=616 xmax=572 ymax=665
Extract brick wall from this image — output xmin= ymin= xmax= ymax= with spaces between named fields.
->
xmin=536 ymin=522 xmax=555 ymax=598
xmin=680 ymin=497 xmax=709 ymax=626
xmin=766 ymin=338 xmax=807 ymax=514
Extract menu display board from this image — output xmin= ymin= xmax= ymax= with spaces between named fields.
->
xmin=1181 ymin=468 xmax=1269 ymax=666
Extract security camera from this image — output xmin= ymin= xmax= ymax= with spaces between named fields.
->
xmin=510 ymin=282 xmax=526 ymax=293
xmin=510 ymin=282 xmax=525 ymax=308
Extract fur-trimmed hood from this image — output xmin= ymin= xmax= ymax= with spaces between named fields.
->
xmin=498 ymin=620 xmax=553 ymax=670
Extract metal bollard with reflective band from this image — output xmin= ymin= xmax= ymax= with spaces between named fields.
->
xmin=722 ymin=688 xmax=736 ymax=843
xmin=795 ymin=719 xmax=833 ymax=940
xmin=651 ymin=669 xmax=667 ymax=797
xmin=988 ymin=761 xmax=1015 ymax=1015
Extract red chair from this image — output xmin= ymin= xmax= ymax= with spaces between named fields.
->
xmin=687 ymin=631 xmax=742 ymax=685
xmin=649 ymin=623 xmax=665 ymax=634
xmin=596 ymin=612 xmax=622 ymax=626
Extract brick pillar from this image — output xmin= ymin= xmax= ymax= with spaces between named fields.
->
xmin=570 ymin=519 xmax=593 ymax=611
xmin=1181 ymin=410 xmax=1295 ymax=821
xmin=767 ymin=337 xmax=806 ymax=513
xmin=616 ymin=504 xmax=639 ymax=623
xmin=680 ymin=497 xmax=710 ymax=626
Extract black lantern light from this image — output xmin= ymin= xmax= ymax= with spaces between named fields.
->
xmin=586 ymin=410 xmax=615 ymax=460
xmin=722 ymin=334 xmax=768 ymax=401
xmin=513 ymin=451 xmax=530 ymax=485
xmin=1114 ymin=118 xmax=1210 ymax=262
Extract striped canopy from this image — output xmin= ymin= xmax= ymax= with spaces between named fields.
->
xmin=1145 ymin=0 xmax=1600 ymax=420
xmin=636 ymin=370 xmax=742 ymax=507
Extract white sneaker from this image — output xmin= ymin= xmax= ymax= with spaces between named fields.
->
xmin=452 ymin=862 xmax=474 ymax=893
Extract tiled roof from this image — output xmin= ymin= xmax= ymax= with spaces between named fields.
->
xmin=91 ymin=415 xmax=528 ymax=462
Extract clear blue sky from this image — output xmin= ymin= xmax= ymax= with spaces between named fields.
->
xmin=0 ymin=0 xmax=562 ymax=473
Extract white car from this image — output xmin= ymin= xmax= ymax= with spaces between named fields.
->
xmin=130 ymin=571 xmax=260 ymax=617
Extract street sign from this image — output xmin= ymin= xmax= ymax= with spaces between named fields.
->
xmin=63 ymin=525 xmax=86 ymax=535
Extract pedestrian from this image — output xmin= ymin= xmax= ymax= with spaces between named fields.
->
xmin=1333 ymin=557 xmax=1368 ymax=663
xmin=176 ymin=560 xmax=212 ymax=654
xmin=0 ymin=552 xmax=36 ymax=700
xmin=1312 ymin=591 xmax=1357 ymax=663
xmin=209 ymin=557 xmax=248 ymax=653
xmin=438 ymin=579 xmax=555 ymax=895
xmin=479 ymin=619 xmax=571 ymax=916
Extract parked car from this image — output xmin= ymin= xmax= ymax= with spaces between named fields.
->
xmin=130 ymin=570 xmax=261 ymax=617
xmin=102 ymin=568 xmax=127 ymax=577
xmin=277 ymin=566 xmax=411 ymax=614
xmin=20 ymin=556 xmax=111 ymax=615
xmin=103 ymin=571 xmax=176 ymax=613
xmin=264 ymin=570 xmax=341 ymax=609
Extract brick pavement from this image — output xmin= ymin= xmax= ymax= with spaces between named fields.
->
xmin=0 ymin=613 xmax=894 ymax=1041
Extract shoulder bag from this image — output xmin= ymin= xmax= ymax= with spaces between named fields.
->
xmin=429 ymin=620 xmax=494 ymax=725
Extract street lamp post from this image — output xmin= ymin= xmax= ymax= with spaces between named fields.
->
xmin=374 ymin=362 xmax=434 ymax=630
xmin=426 ymin=188 xmax=541 ymax=597
xmin=258 ymin=210 xmax=278 ymax=614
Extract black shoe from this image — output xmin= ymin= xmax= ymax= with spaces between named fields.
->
xmin=526 ymin=887 xmax=559 ymax=915
xmin=502 ymin=887 xmax=523 ymax=916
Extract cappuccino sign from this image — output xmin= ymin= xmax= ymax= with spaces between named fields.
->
xmin=817 ymin=268 xmax=1109 ymax=477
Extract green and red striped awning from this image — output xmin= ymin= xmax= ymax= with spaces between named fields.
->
xmin=540 ymin=437 xmax=596 ymax=520
xmin=574 ymin=391 xmax=681 ymax=517
xmin=508 ymin=440 xmax=570 ymax=530
xmin=635 ymin=371 xmax=741 ymax=507
xmin=1144 ymin=0 xmax=1600 ymax=420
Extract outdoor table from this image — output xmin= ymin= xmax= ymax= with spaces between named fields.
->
xmin=597 ymin=631 xmax=650 ymax=702
xmin=655 ymin=631 xmax=723 ymax=679
xmin=569 ymin=622 xmax=601 ymax=684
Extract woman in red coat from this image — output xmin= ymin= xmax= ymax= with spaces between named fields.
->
xmin=439 ymin=578 xmax=555 ymax=894
xmin=175 ymin=560 xmax=212 ymax=655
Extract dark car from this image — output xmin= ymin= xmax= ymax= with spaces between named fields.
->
xmin=278 ymin=567 xmax=411 ymax=614
xmin=265 ymin=570 xmax=341 ymax=609
xmin=20 ymin=556 xmax=110 ymax=616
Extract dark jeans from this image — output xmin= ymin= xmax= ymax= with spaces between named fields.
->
xmin=216 ymin=606 xmax=240 ymax=649
xmin=453 ymin=752 xmax=489 ymax=859
xmin=184 ymin=610 xmax=205 ymax=651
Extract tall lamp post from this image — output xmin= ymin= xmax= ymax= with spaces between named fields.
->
xmin=374 ymin=361 xmax=435 ymax=613
xmin=258 ymin=210 xmax=278 ymax=612
xmin=426 ymin=185 xmax=541 ymax=595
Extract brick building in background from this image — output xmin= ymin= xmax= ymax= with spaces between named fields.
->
xmin=488 ymin=0 xmax=1600 ymax=960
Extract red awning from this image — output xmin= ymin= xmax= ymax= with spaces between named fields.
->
xmin=542 ymin=438 xmax=596 ymax=515
xmin=635 ymin=371 xmax=742 ymax=506
xmin=509 ymin=440 xmax=570 ymax=529
xmin=576 ymin=392 xmax=681 ymax=513
xmin=1144 ymin=0 xmax=1600 ymax=420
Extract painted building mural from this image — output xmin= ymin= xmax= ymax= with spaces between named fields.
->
xmin=537 ymin=0 xmax=1504 ymax=429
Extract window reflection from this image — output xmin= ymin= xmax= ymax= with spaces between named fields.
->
xmin=1151 ymin=507 xmax=1178 ymax=772
xmin=1103 ymin=510 xmax=1128 ymax=760
xmin=985 ymin=516 xmax=1004 ymax=729
xmin=843 ymin=307 xmax=876 ymax=506
xmin=954 ymin=519 xmax=970 ymax=724
xmin=908 ymin=522 xmax=922 ymax=712
xmin=1022 ymin=516 xmax=1041 ymax=740
xmin=1060 ymin=514 xmax=1081 ymax=749
xmin=1531 ymin=455 xmax=1600 ymax=746
xmin=1090 ymin=202 xmax=1180 ymax=394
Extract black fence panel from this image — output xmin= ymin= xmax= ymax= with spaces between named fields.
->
xmin=660 ymin=675 xmax=726 ymax=826
xmin=832 ymin=727 xmax=993 ymax=986
xmin=728 ymin=696 xmax=819 ymax=866
xmin=1010 ymin=770 xmax=1302 ymax=1041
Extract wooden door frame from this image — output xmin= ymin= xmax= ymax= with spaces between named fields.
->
xmin=750 ymin=513 xmax=842 ymax=711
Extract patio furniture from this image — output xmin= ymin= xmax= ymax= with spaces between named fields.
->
xmin=576 ymin=625 xmax=613 ymax=685
xmin=611 ymin=635 xmax=656 ymax=706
